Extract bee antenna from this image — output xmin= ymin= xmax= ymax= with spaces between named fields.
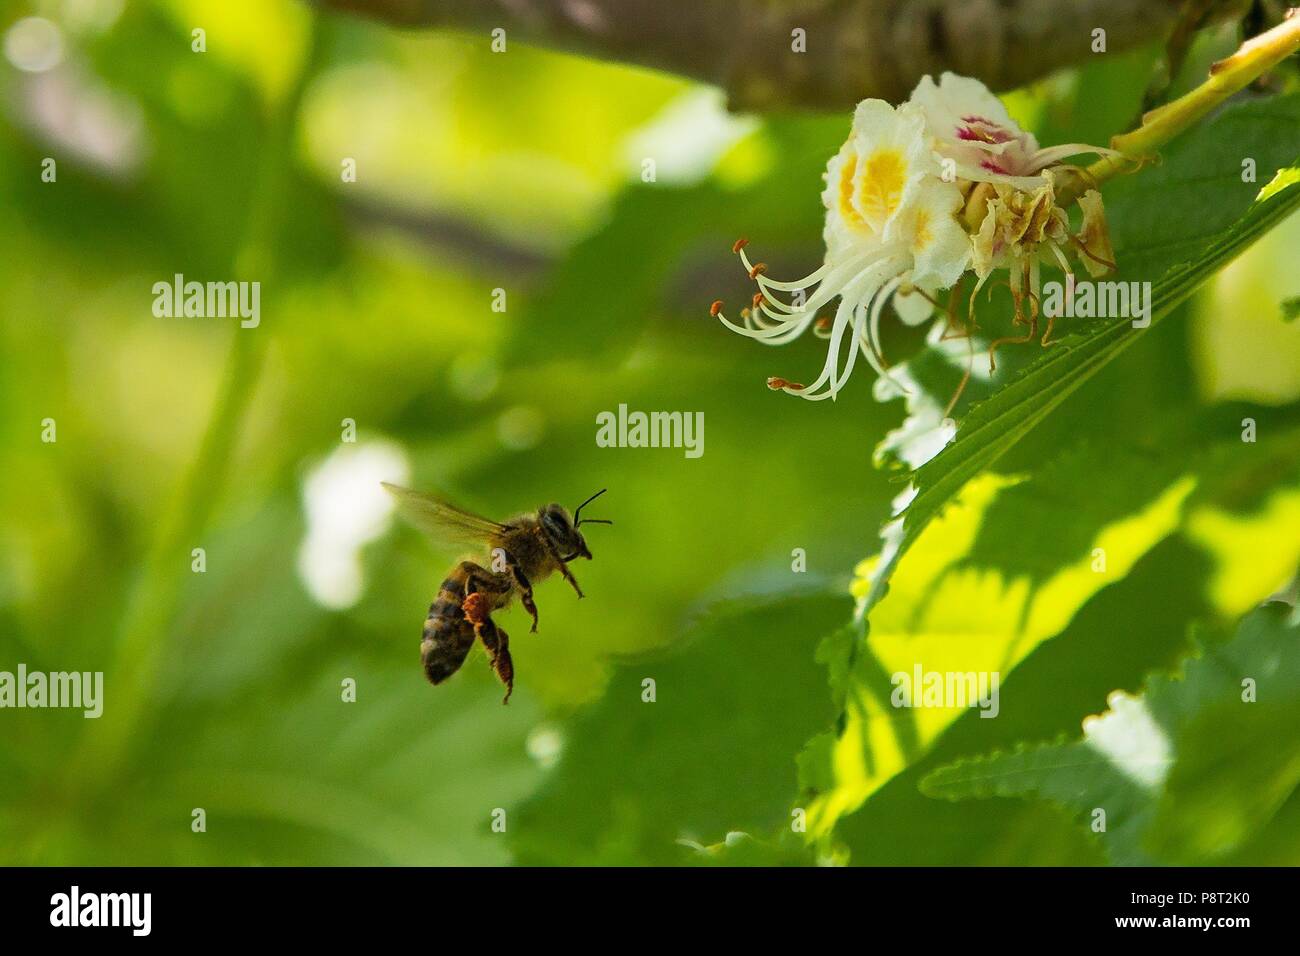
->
xmin=573 ymin=488 xmax=611 ymax=527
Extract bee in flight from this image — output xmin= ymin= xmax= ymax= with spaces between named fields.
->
xmin=382 ymin=484 xmax=612 ymax=703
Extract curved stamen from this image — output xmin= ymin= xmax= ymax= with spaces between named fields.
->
xmin=1028 ymin=142 xmax=1124 ymax=171
xmin=863 ymin=275 xmax=909 ymax=393
xmin=867 ymin=275 xmax=904 ymax=364
xmin=782 ymin=267 xmax=890 ymax=400
xmin=1069 ymin=234 xmax=1118 ymax=273
xmin=738 ymin=248 xmax=833 ymax=292
xmin=825 ymin=298 xmax=874 ymax=399
xmin=716 ymin=308 xmax=815 ymax=343
xmin=753 ymin=250 xmax=877 ymax=315
xmin=717 ymin=245 xmax=901 ymax=344
xmin=1047 ymin=239 xmax=1073 ymax=276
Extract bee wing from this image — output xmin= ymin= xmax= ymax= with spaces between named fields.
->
xmin=382 ymin=483 xmax=509 ymax=545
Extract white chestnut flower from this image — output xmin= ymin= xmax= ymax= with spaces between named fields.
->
xmin=909 ymin=73 xmax=1120 ymax=190
xmin=712 ymin=100 xmax=969 ymax=400
xmin=711 ymin=73 xmax=1120 ymax=400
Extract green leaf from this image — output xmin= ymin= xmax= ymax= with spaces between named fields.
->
xmin=681 ymin=828 xmax=821 ymax=866
xmin=505 ymin=116 xmax=844 ymax=367
xmin=866 ymin=152 xmax=1300 ymax=612
xmin=829 ymin=534 xmax=1218 ymax=865
xmin=921 ymin=603 xmax=1300 ymax=865
xmin=1282 ymin=295 xmax=1300 ymax=322
xmin=800 ymin=410 xmax=1300 ymax=842
xmin=798 ymin=470 xmax=1197 ymax=837
xmin=924 ymin=740 xmax=1154 ymax=863
xmin=509 ymin=592 xmax=849 ymax=865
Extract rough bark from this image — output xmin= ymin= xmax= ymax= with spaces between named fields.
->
xmin=311 ymin=0 xmax=1248 ymax=110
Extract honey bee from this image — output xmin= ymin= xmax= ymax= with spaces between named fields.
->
xmin=382 ymin=483 xmax=611 ymax=703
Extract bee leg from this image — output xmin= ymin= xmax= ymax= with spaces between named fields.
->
xmin=458 ymin=563 xmax=513 ymax=625
xmin=508 ymin=563 xmax=539 ymax=633
xmin=535 ymin=527 xmax=584 ymax=599
xmin=521 ymin=590 xmax=539 ymax=632
xmin=458 ymin=561 xmax=512 ymax=599
xmin=556 ymin=560 xmax=584 ymax=599
xmin=474 ymin=615 xmax=514 ymax=704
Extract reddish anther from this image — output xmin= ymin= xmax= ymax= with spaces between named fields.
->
xmin=766 ymin=376 xmax=805 ymax=391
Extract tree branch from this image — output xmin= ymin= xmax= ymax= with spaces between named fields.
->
xmin=310 ymin=0 xmax=1248 ymax=110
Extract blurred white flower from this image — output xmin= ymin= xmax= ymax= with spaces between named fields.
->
xmin=872 ymin=361 xmax=957 ymax=470
xmin=525 ymin=724 xmax=564 ymax=768
xmin=1082 ymin=690 xmax=1172 ymax=790
xmin=20 ymin=65 xmax=146 ymax=176
xmin=622 ymin=88 xmax=758 ymax=185
xmin=298 ymin=441 xmax=411 ymax=610
xmin=4 ymin=17 xmax=64 ymax=73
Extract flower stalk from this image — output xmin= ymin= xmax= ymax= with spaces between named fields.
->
xmin=1061 ymin=9 xmax=1300 ymax=205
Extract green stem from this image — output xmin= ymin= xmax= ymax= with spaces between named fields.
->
xmin=72 ymin=330 xmax=263 ymax=782
xmin=54 ymin=24 xmax=330 ymax=802
xmin=1061 ymin=11 xmax=1300 ymax=204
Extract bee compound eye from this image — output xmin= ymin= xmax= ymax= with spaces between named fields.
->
xmin=541 ymin=509 xmax=567 ymax=540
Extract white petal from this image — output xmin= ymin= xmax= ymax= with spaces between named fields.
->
xmin=896 ymin=176 xmax=970 ymax=289
xmin=893 ymin=286 xmax=935 ymax=325
xmin=911 ymin=72 xmax=1019 ymax=135
xmin=844 ymin=101 xmax=931 ymax=238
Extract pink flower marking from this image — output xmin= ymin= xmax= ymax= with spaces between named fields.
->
xmin=957 ymin=122 xmax=1016 ymax=145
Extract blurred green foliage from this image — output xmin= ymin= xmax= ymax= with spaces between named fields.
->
xmin=0 ymin=1 xmax=1297 ymax=865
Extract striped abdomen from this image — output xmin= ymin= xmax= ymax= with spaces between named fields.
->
xmin=421 ymin=570 xmax=476 ymax=684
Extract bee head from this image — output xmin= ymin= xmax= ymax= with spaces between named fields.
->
xmin=539 ymin=489 xmax=610 ymax=562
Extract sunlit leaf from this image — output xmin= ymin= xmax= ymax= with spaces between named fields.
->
xmin=921 ymin=603 xmax=1300 ymax=865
